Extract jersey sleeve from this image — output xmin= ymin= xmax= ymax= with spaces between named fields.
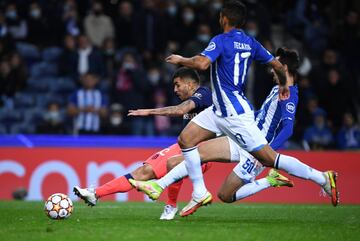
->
xmin=279 ymin=94 xmax=298 ymax=122
xmin=200 ymin=35 xmax=223 ymax=63
xmin=269 ymin=119 xmax=294 ymax=150
xmin=269 ymin=91 xmax=298 ymax=149
xmin=189 ymin=87 xmax=212 ymax=110
xmin=252 ymin=39 xmax=274 ymax=64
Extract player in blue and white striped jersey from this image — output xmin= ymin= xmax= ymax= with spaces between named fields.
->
xmin=165 ymin=1 xmax=338 ymax=215
xmin=131 ymin=47 xmax=299 ymax=207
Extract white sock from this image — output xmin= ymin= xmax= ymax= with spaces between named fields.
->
xmin=275 ymin=154 xmax=326 ymax=185
xmin=156 ymin=161 xmax=188 ymax=189
xmin=235 ymin=178 xmax=270 ymax=201
xmin=181 ymin=147 xmax=207 ymax=199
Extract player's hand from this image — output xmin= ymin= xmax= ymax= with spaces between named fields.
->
xmin=165 ymin=54 xmax=183 ymax=65
xmin=128 ymin=109 xmax=152 ymax=116
xmin=279 ymin=85 xmax=290 ymax=100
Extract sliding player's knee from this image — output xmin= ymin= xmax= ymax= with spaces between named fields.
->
xmin=167 ymin=158 xmax=181 ymax=171
xmin=131 ymin=165 xmax=155 ymax=181
xmin=217 ymin=190 xmax=234 ymax=203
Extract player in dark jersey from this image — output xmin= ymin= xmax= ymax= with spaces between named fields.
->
xmin=73 ymin=67 xmax=213 ymax=220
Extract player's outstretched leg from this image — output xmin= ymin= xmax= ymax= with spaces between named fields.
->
xmin=322 ymin=171 xmax=339 ymax=206
xmin=266 ymin=169 xmax=294 ymax=187
xmin=129 ymin=179 xmax=164 ymax=200
xmin=73 ymin=186 xmax=97 ymax=206
xmin=252 ymin=145 xmax=339 ymax=207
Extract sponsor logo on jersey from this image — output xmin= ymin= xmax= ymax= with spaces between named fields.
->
xmin=183 ymin=113 xmax=197 ymax=120
xmin=193 ymin=93 xmax=202 ymax=99
xmin=286 ymin=102 xmax=295 ymax=114
xmin=205 ymin=42 xmax=216 ymax=51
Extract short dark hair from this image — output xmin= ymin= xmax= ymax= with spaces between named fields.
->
xmin=276 ymin=47 xmax=300 ymax=78
xmin=172 ymin=67 xmax=200 ymax=84
xmin=221 ymin=1 xmax=247 ymax=28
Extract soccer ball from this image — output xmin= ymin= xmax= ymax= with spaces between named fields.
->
xmin=44 ymin=193 xmax=73 ymax=220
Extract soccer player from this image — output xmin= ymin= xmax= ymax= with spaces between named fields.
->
xmin=74 ymin=54 xmax=297 ymax=220
xmin=161 ymin=1 xmax=338 ymax=216
xmin=74 ymin=67 xmax=213 ymax=220
xmin=130 ymin=47 xmax=300 ymax=208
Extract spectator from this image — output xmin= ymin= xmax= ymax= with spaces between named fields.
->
xmin=133 ymin=0 xmax=165 ymax=63
xmin=177 ymin=6 xmax=197 ymax=47
xmin=37 ymin=102 xmax=66 ymax=134
xmin=295 ymin=96 xmax=322 ymax=140
xmin=310 ymin=48 xmax=341 ymax=92
xmin=76 ymin=34 xmax=104 ymax=79
xmin=4 ymin=3 xmax=27 ymax=41
xmin=62 ymin=0 xmax=81 ymax=37
xmin=0 ymin=12 xmax=9 ymax=39
xmin=303 ymin=109 xmax=334 ymax=150
xmin=319 ymin=68 xmax=353 ymax=129
xmin=0 ymin=60 xmax=12 ymax=108
xmin=244 ymin=0 xmax=271 ymax=39
xmin=114 ymin=1 xmax=135 ymax=48
xmin=26 ymin=2 xmax=48 ymax=47
xmin=113 ymin=52 xmax=153 ymax=136
xmin=164 ymin=0 xmax=181 ymax=42
xmin=8 ymin=52 xmax=27 ymax=90
xmin=101 ymin=103 xmax=130 ymax=135
xmin=101 ymin=37 xmax=116 ymax=80
xmin=337 ymin=112 xmax=360 ymax=150
xmin=84 ymin=1 xmax=114 ymax=48
xmin=67 ymin=73 xmax=108 ymax=134
xmin=0 ymin=53 xmax=27 ymax=108
xmin=332 ymin=10 xmax=360 ymax=78
xmin=182 ymin=23 xmax=212 ymax=57
xmin=153 ymin=90 xmax=171 ymax=136
xmin=58 ymin=34 xmax=77 ymax=78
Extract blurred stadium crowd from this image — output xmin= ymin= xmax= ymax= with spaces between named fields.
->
xmin=0 ymin=0 xmax=359 ymax=150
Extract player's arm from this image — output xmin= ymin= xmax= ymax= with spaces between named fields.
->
xmin=268 ymin=58 xmax=286 ymax=86
xmin=165 ymin=54 xmax=211 ymax=71
xmin=270 ymin=96 xmax=297 ymax=150
xmin=269 ymin=59 xmax=289 ymax=100
xmin=128 ymin=99 xmax=196 ymax=117
xmin=269 ymin=119 xmax=294 ymax=150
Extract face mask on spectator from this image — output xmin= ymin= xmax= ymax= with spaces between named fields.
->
xmin=111 ymin=115 xmax=123 ymax=126
xmin=247 ymin=30 xmax=257 ymax=37
xmin=148 ymin=72 xmax=160 ymax=85
xmin=122 ymin=62 xmax=135 ymax=70
xmin=105 ymin=49 xmax=115 ymax=56
xmin=6 ymin=10 xmax=17 ymax=19
xmin=188 ymin=0 xmax=198 ymax=4
xmin=30 ymin=9 xmax=41 ymax=19
xmin=212 ymin=2 xmax=222 ymax=11
xmin=167 ymin=6 xmax=177 ymax=16
xmin=46 ymin=111 xmax=61 ymax=122
xmin=197 ymin=34 xmax=210 ymax=43
xmin=183 ymin=12 xmax=194 ymax=23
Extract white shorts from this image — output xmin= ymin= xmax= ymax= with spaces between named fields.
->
xmin=227 ymin=136 xmax=265 ymax=183
xmin=192 ymin=106 xmax=268 ymax=153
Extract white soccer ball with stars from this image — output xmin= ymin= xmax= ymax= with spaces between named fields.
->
xmin=44 ymin=193 xmax=73 ymax=220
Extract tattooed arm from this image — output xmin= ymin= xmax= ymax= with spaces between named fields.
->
xmin=128 ymin=99 xmax=196 ymax=117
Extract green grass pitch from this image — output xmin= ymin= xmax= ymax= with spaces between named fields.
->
xmin=1 ymin=201 xmax=359 ymax=241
